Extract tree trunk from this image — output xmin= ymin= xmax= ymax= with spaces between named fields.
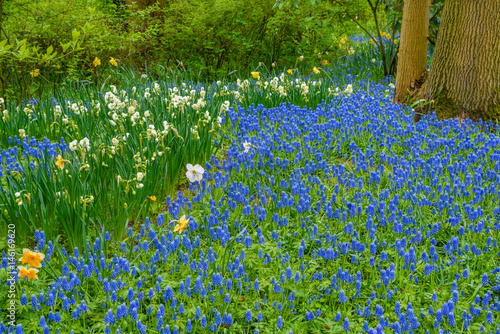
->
xmin=393 ymin=0 xmax=431 ymax=104
xmin=420 ymin=0 xmax=500 ymax=123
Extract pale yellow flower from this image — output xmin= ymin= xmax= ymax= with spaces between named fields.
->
xmin=312 ymin=67 xmax=320 ymax=74
xmin=173 ymin=215 xmax=189 ymax=233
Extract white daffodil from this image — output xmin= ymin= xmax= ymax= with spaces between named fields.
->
xmin=243 ymin=141 xmax=252 ymax=153
xmin=186 ymin=164 xmax=204 ymax=183
xmin=69 ymin=140 xmax=78 ymax=151
xmin=79 ymin=137 xmax=91 ymax=151
xmin=344 ymin=84 xmax=354 ymax=95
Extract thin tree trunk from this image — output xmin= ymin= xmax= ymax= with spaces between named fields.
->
xmin=393 ymin=0 xmax=431 ymax=104
xmin=421 ymin=0 xmax=500 ymax=122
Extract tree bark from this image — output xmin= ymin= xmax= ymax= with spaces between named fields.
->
xmin=393 ymin=0 xmax=431 ymax=104
xmin=420 ymin=0 xmax=500 ymax=123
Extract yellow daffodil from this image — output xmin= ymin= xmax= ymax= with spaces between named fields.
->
xmin=30 ymin=69 xmax=40 ymax=77
xmin=55 ymin=155 xmax=69 ymax=169
xmin=386 ymin=33 xmax=391 ymax=39
xmin=321 ymin=60 xmax=328 ymax=66
xmin=173 ymin=215 xmax=189 ymax=233
xmin=312 ymin=67 xmax=320 ymax=74
xmin=287 ymin=69 xmax=293 ymax=74
xmin=18 ymin=266 xmax=39 ymax=280
xmin=251 ymin=72 xmax=260 ymax=79
xmin=150 ymin=195 xmax=157 ymax=202
xmin=109 ymin=57 xmax=118 ymax=66
xmin=93 ymin=57 xmax=101 ymax=67
xmin=19 ymin=249 xmax=45 ymax=268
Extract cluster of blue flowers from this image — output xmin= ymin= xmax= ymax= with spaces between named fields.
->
xmin=2 ymin=78 xmax=500 ymax=333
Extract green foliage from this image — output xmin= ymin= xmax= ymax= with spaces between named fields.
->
xmin=0 ymin=0 xmax=116 ymax=101
xmin=0 ymin=0 xmax=384 ymax=102
xmin=428 ymin=0 xmax=445 ymax=51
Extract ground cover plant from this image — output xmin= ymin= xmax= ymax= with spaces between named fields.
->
xmin=1 ymin=35 xmax=500 ymax=334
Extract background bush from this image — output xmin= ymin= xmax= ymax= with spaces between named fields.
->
xmin=0 ymin=0 xmax=377 ymax=101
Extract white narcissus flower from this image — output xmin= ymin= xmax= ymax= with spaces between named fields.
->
xmin=186 ymin=164 xmax=204 ymax=183
xmin=137 ymin=172 xmax=144 ymax=181
xmin=69 ymin=140 xmax=78 ymax=151
xmin=243 ymin=141 xmax=251 ymax=153
xmin=79 ymin=137 xmax=91 ymax=151
xmin=344 ymin=84 xmax=353 ymax=95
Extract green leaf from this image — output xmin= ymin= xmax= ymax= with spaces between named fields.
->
xmin=47 ymin=45 xmax=53 ymax=55
xmin=60 ymin=41 xmax=72 ymax=52
xmin=0 ymin=40 xmax=13 ymax=55
xmin=18 ymin=40 xmax=27 ymax=53
xmin=72 ymin=29 xmax=81 ymax=41
xmin=75 ymin=42 xmax=85 ymax=51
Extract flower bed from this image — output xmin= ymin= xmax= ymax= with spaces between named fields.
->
xmin=2 ymin=75 xmax=500 ymax=333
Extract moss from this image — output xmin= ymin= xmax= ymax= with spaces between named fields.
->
xmin=433 ymin=88 xmax=500 ymax=123
xmin=434 ymin=88 xmax=464 ymax=120
xmin=485 ymin=103 xmax=500 ymax=121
